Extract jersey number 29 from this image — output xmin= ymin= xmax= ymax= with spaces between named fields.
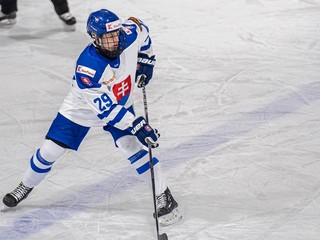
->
xmin=94 ymin=93 xmax=112 ymax=111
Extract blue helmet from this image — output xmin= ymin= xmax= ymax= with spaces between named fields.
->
xmin=87 ymin=9 xmax=127 ymax=58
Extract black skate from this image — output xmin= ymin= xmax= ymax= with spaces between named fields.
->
xmin=155 ymin=188 xmax=182 ymax=226
xmin=0 ymin=11 xmax=17 ymax=26
xmin=59 ymin=12 xmax=76 ymax=31
xmin=2 ymin=182 xmax=33 ymax=210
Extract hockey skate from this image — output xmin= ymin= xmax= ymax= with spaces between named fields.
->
xmin=156 ymin=188 xmax=182 ymax=226
xmin=59 ymin=12 xmax=76 ymax=31
xmin=0 ymin=11 xmax=16 ymax=27
xmin=1 ymin=182 xmax=33 ymax=211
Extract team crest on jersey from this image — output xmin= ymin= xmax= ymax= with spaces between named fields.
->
xmin=112 ymin=75 xmax=132 ymax=105
xmin=77 ymin=65 xmax=96 ymax=77
xmin=81 ymin=76 xmax=93 ymax=86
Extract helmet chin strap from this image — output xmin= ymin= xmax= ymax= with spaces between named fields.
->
xmin=93 ymin=41 xmax=120 ymax=59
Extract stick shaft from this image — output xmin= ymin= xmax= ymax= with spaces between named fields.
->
xmin=142 ymin=87 xmax=162 ymax=239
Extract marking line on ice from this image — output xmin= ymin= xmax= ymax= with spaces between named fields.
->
xmin=1 ymin=82 xmax=320 ymax=239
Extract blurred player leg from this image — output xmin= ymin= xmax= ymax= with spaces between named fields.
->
xmin=0 ymin=0 xmax=17 ymax=26
xmin=50 ymin=0 xmax=76 ymax=31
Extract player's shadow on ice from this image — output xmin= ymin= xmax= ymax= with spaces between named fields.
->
xmin=6 ymin=29 xmax=84 ymax=58
xmin=8 ymin=29 xmax=64 ymax=40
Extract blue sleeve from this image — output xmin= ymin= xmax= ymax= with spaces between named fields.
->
xmin=73 ymin=44 xmax=108 ymax=89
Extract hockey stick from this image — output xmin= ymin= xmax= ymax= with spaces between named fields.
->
xmin=142 ymin=86 xmax=168 ymax=240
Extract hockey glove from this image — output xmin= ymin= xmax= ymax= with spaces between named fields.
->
xmin=136 ymin=53 xmax=156 ymax=88
xmin=129 ymin=116 xmax=160 ymax=148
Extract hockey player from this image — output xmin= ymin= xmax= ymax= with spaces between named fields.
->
xmin=0 ymin=0 xmax=76 ymax=29
xmin=2 ymin=9 xmax=181 ymax=226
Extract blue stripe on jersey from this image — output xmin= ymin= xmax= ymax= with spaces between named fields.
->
xmin=107 ymin=107 xmax=128 ymax=126
xmin=136 ymin=157 xmax=159 ymax=175
xmin=140 ymin=36 xmax=152 ymax=51
xmin=97 ymin=104 xmax=117 ymax=120
xmin=140 ymin=21 xmax=149 ymax=32
xmin=128 ymin=149 xmax=148 ymax=164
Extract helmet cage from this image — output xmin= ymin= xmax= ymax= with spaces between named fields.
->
xmin=93 ymin=28 xmax=127 ymax=59
xmin=87 ymin=9 xmax=127 ymax=58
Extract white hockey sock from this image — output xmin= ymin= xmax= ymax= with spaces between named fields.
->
xmin=23 ymin=140 xmax=66 ymax=188
xmin=116 ymin=135 xmax=167 ymax=195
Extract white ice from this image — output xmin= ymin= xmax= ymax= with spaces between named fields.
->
xmin=1 ymin=0 xmax=320 ymax=239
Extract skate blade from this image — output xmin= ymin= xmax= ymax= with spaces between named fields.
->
xmin=63 ymin=24 xmax=76 ymax=32
xmin=0 ymin=19 xmax=16 ymax=28
xmin=0 ymin=205 xmax=11 ymax=212
xmin=159 ymin=208 xmax=182 ymax=227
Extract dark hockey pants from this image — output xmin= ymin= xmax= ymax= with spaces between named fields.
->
xmin=0 ymin=0 xmax=69 ymax=15
xmin=0 ymin=0 xmax=17 ymax=14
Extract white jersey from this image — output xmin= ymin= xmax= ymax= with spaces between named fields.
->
xmin=59 ymin=18 xmax=153 ymax=130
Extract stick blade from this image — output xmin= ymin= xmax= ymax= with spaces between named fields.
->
xmin=159 ymin=233 xmax=168 ymax=240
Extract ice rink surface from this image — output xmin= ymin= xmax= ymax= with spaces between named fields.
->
xmin=1 ymin=0 xmax=320 ymax=239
